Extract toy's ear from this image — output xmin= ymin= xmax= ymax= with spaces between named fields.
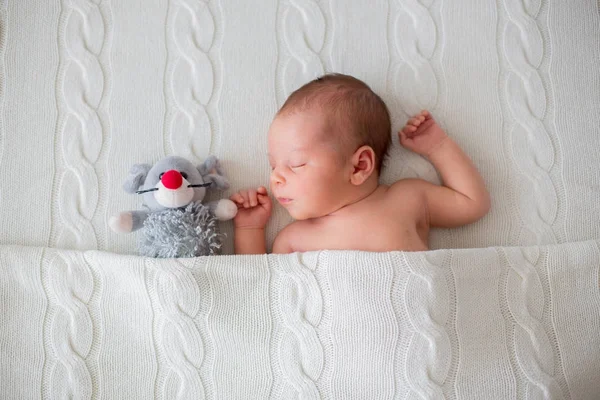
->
xmin=198 ymin=156 xmax=230 ymax=190
xmin=123 ymin=163 xmax=152 ymax=194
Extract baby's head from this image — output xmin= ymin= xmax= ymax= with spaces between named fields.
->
xmin=268 ymin=73 xmax=391 ymax=220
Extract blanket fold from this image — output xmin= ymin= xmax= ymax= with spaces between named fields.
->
xmin=1 ymin=242 xmax=599 ymax=399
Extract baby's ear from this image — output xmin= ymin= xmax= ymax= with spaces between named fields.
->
xmin=123 ymin=163 xmax=151 ymax=193
xmin=350 ymin=146 xmax=376 ymax=185
xmin=197 ymin=156 xmax=230 ymax=190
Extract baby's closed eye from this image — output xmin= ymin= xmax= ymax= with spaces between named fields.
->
xmin=269 ymin=160 xmax=306 ymax=172
xmin=290 ymin=163 xmax=306 ymax=170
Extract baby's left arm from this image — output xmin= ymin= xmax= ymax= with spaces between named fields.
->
xmin=398 ymin=111 xmax=491 ymax=227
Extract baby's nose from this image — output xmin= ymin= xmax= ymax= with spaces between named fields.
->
xmin=270 ymin=169 xmax=285 ymax=185
xmin=161 ymin=170 xmax=183 ymax=190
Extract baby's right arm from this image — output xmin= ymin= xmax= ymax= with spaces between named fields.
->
xmin=230 ymin=186 xmax=272 ymax=254
xmin=397 ymin=111 xmax=491 ymax=228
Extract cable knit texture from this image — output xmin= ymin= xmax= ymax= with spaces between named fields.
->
xmin=164 ymin=0 xmax=216 ymax=161
xmin=0 ymin=1 xmax=599 ymax=254
xmin=1 ymin=242 xmax=599 ymax=398
xmin=1 ymin=1 xmax=600 ymax=398
xmin=50 ymin=0 xmax=110 ymax=250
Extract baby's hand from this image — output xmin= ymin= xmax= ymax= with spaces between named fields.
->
xmin=229 ymin=186 xmax=272 ymax=229
xmin=399 ymin=110 xmax=448 ymax=157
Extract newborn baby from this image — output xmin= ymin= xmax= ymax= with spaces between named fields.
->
xmin=230 ymin=73 xmax=490 ymax=254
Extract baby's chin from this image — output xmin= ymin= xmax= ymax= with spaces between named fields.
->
xmin=286 ymin=206 xmax=329 ymax=221
xmin=286 ymin=209 xmax=309 ymax=221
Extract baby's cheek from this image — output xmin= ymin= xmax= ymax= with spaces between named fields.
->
xmin=268 ymin=173 xmax=277 ymax=189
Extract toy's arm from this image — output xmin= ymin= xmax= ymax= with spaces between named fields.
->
xmin=207 ymin=199 xmax=238 ymax=221
xmin=109 ymin=210 xmax=150 ymax=233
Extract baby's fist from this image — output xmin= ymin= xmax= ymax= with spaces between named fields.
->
xmin=399 ymin=110 xmax=448 ymax=157
xmin=229 ymin=186 xmax=272 ymax=229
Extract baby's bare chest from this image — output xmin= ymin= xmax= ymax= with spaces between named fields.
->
xmin=293 ymin=209 xmax=428 ymax=252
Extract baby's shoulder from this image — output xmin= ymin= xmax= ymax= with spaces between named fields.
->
xmin=379 ymin=180 xmax=430 ymax=224
xmin=384 ymin=178 xmax=429 ymax=202
xmin=272 ymin=219 xmax=314 ymax=253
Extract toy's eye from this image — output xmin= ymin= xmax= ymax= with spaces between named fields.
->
xmin=180 ymin=172 xmax=188 ymax=179
xmin=159 ymin=172 xmax=164 ymax=179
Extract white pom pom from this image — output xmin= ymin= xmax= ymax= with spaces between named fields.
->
xmin=213 ymin=199 xmax=238 ymax=221
xmin=109 ymin=212 xmax=133 ymax=233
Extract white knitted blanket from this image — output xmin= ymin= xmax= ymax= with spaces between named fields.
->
xmin=2 ymin=242 xmax=599 ymax=399
xmin=1 ymin=0 xmax=599 ymax=254
xmin=2 ymin=1 xmax=600 ymax=399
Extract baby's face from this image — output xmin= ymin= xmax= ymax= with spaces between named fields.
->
xmin=268 ymin=110 xmax=351 ymax=220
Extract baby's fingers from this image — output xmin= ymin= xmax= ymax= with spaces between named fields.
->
xmin=248 ymin=189 xmax=258 ymax=207
xmin=230 ymin=192 xmax=245 ymax=205
xmin=231 ymin=190 xmax=252 ymax=208
xmin=246 ymin=186 xmax=268 ymax=207
xmin=398 ymin=129 xmax=416 ymax=146
xmin=402 ymin=125 xmax=417 ymax=134
xmin=398 ymin=129 xmax=409 ymax=144
xmin=410 ymin=115 xmax=426 ymax=125
xmin=257 ymin=191 xmax=272 ymax=205
xmin=257 ymin=193 xmax=272 ymax=212
xmin=257 ymin=187 xmax=270 ymax=204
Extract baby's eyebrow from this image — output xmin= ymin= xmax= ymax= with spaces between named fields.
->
xmin=267 ymin=148 xmax=307 ymax=160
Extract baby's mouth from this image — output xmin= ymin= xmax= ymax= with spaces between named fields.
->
xmin=277 ymin=197 xmax=293 ymax=204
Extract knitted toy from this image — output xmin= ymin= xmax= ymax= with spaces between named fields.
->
xmin=109 ymin=155 xmax=237 ymax=257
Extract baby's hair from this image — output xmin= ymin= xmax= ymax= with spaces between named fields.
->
xmin=278 ymin=73 xmax=391 ymax=172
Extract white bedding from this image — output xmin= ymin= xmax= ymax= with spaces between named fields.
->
xmin=0 ymin=0 xmax=599 ymax=254
xmin=1 ymin=241 xmax=599 ymax=399
xmin=1 ymin=1 xmax=600 ymax=399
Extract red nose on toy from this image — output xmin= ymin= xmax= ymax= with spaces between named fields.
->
xmin=161 ymin=170 xmax=183 ymax=190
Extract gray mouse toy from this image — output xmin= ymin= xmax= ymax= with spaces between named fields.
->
xmin=109 ymin=155 xmax=238 ymax=257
